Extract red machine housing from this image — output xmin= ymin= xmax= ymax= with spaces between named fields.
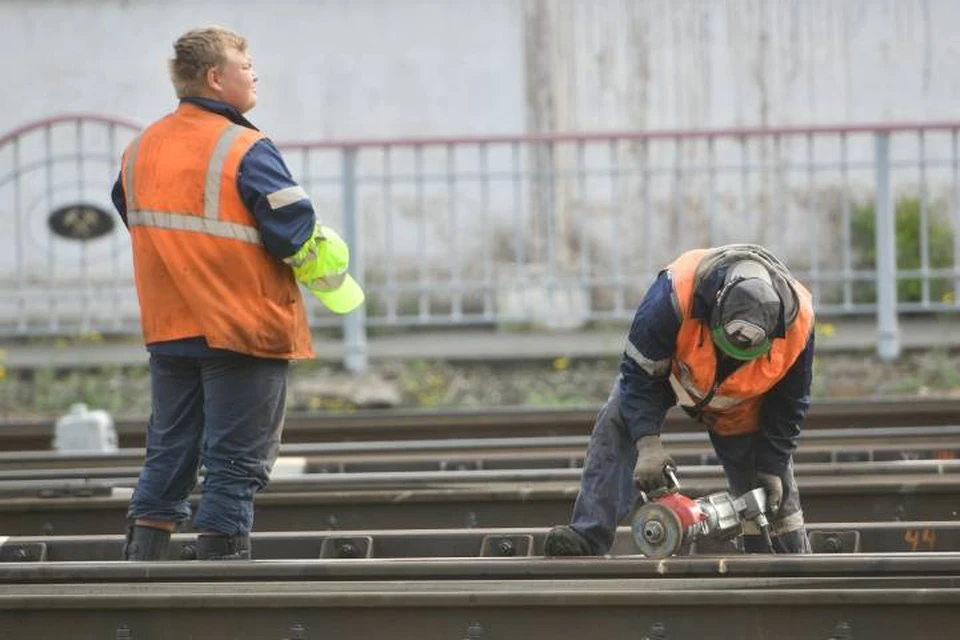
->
xmin=654 ymin=491 xmax=708 ymax=530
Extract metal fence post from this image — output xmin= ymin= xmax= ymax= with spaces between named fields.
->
xmin=874 ymin=133 xmax=900 ymax=361
xmin=341 ymin=147 xmax=368 ymax=373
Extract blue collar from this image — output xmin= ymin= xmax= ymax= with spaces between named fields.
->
xmin=180 ymin=97 xmax=259 ymax=131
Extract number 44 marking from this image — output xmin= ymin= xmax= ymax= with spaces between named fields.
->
xmin=903 ymin=528 xmax=937 ymax=551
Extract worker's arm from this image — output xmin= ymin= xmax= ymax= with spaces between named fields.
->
xmin=237 ymin=138 xmax=316 ymax=261
xmin=617 ymin=271 xmax=681 ymax=442
xmin=757 ymin=330 xmax=815 ymax=476
xmin=238 ymin=139 xmax=349 ymax=289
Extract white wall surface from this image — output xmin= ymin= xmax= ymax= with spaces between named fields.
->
xmin=1 ymin=0 xmax=957 ymax=139
xmin=0 ymin=0 xmax=524 ymax=140
xmin=1 ymin=0 xmax=958 ymax=335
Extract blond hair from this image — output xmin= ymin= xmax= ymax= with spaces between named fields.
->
xmin=168 ymin=26 xmax=247 ymax=98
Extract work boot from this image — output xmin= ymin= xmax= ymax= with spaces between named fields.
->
xmin=544 ymin=525 xmax=595 ymax=556
xmin=122 ymin=524 xmax=171 ymax=561
xmin=774 ymin=529 xmax=812 ymax=554
xmin=196 ymin=533 xmax=252 ymax=560
xmin=742 ymin=529 xmax=812 ymax=554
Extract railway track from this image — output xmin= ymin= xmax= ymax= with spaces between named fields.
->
xmin=0 ymin=457 xmax=957 ymax=491
xmin=0 ymin=397 xmax=957 ymax=451
xmin=0 ymin=401 xmax=957 ymax=639
xmin=0 ymin=468 xmax=956 ymax=536
xmin=0 ymin=424 xmax=956 ymax=478
xmin=1 ymin=523 xmax=956 ymax=561
xmin=0 ymin=553 xmax=957 ymax=639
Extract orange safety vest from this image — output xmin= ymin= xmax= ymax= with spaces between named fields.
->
xmin=120 ymin=103 xmax=314 ymax=360
xmin=667 ymin=248 xmax=814 ymax=436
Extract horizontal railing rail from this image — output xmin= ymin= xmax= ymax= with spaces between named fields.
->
xmin=2 ymin=115 xmax=959 ymax=368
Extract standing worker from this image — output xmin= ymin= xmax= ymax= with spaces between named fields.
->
xmin=544 ymin=244 xmax=815 ymax=556
xmin=111 ymin=26 xmax=364 ymax=560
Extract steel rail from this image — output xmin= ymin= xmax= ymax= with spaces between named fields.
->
xmin=1 ymin=424 xmax=957 ymax=475
xmin=1 ymin=397 xmax=957 ymax=450
xmin=0 ymin=579 xmax=956 ymax=640
xmin=2 ymin=522 xmax=957 ymax=562
xmin=4 ymin=555 xmax=960 ymax=582
xmin=0 ymin=474 xmax=956 ymax=536
xmin=0 ymin=459 xmax=956 ymax=495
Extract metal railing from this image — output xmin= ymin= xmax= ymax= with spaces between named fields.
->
xmin=1 ymin=115 xmax=959 ymax=368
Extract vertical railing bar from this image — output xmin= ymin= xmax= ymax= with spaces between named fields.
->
xmin=545 ymin=141 xmax=556 ymax=305
xmin=807 ymin=132 xmax=820 ymax=307
xmin=708 ymin=136 xmax=718 ymax=245
xmin=642 ymin=139 xmax=653 ymax=281
xmin=299 ymin=149 xmax=317 ymax=324
xmin=918 ymin=130 xmax=930 ymax=307
xmin=512 ymin=142 xmax=526 ymax=286
xmin=875 ymin=132 xmax=900 ymax=361
xmin=45 ymin=125 xmax=57 ymax=332
xmin=415 ymin=145 xmax=429 ymax=321
xmin=576 ymin=141 xmax=589 ymax=289
xmin=610 ymin=139 xmax=624 ymax=315
xmin=740 ymin=135 xmax=749 ymax=243
xmin=952 ymin=129 xmax=960 ymax=307
xmin=108 ymin=123 xmax=122 ymax=332
xmin=341 ymin=147 xmax=368 ymax=372
xmin=447 ymin=143 xmax=461 ymax=320
xmin=771 ymin=134 xmax=783 ymax=259
xmin=300 ymin=148 xmax=312 ymax=194
xmin=13 ymin=136 xmax=25 ymax=332
xmin=77 ymin=120 xmax=90 ymax=333
xmin=383 ymin=146 xmax=396 ymax=321
xmin=840 ymin=133 xmax=853 ymax=311
xmin=480 ymin=143 xmax=493 ymax=319
xmin=673 ymin=137 xmax=684 ymax=251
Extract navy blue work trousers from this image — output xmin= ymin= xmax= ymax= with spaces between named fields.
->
xmin=127 ymin=353 xmax=288 ymax=535
xmin=569 ymin=384 xmax=809 ymax=554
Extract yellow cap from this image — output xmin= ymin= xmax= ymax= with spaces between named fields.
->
xmin=309 ymin=226 xmax=365 ymax=314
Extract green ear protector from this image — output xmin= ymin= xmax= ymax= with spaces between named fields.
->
xmin=710 ymin=324 xmax=772 ymax=361
xmin=710 ymin=276 xmax=774 ymax=362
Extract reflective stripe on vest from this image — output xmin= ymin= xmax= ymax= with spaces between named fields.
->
xmin=667 ymin=373 xmax=744 ymax=410
xmin=124 ymin=124 xmax=260 ymax=244
xmin=127 ymin=210 xmax=261 ymax=245
xmin=123 ymin=134 xmax=142 ymax=213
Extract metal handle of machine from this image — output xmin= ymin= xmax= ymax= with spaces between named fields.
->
xmin=663 ymin=464 xmax=681 ymax=491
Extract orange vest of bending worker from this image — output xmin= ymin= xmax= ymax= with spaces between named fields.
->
xmin=666 ymin=248 xmax=814 ymax=436
xmin=120 ymin=103 xmax=314 ymax=360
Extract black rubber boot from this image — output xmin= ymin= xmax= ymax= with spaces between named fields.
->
xmin=122 ymin=524 xmax=172 ymax=560
xmin=196 ymin=533 xmax=252 ymax=560
xmin=544 ymin=525 xmax=596 ymax=557
xmin=774 ymin=528 xmax=812 ymax=554
xmin=743 ymin=529 xmax=812 ymax=554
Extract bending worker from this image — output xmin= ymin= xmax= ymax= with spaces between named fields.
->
xmin=112 ymin=25 xmax=364 ymax=560
xmin=545 ymin=244 xmax=815 ymax=556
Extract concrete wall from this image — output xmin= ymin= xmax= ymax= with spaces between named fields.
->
xmin=1 ymin=0 xmax=956 ymax=138
xmin=1 ymin=0 xmax=957 ymax=333
xmin=0 ymin=0 xmax=523 ymax=140
xmin=524 ymin=0 xmax=954 ymax=134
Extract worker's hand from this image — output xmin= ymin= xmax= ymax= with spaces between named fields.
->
xmin=286 ymin=224 xmax=349 ymax=285
xmin=757 ymin=472 xmax=783 ymax=516
xmin=634 ymin=435 xmax=675 ymax=492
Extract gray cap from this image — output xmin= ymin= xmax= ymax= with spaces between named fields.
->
xmin=712 ymin=260 xmax=782 ymax=360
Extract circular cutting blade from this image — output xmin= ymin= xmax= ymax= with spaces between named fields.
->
xmin=630 ymin=502 xmax=684 ymax=558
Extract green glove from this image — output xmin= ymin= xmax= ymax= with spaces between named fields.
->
xmin=285 ymin=224 xmax=365 ymax=314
